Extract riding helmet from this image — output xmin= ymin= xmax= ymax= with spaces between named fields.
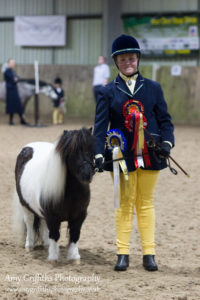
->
xmin=111 ymin=34 xmax=141 ymax=57
xmin=54 ymin=77 xmax=62 ymax=84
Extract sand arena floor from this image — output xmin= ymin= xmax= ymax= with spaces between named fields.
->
xmin=0 ymin=117 xmax=200 ymax=300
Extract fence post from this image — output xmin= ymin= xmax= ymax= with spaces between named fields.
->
xmin=152 ymin=63 xmax=160 ymax=81
xmin=34 ymin=61 xmax=39 ymax=125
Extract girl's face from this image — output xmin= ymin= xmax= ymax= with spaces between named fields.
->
xmin=116 ymin=53 xmax=138 ymax=76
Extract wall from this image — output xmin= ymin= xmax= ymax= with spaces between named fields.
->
xmin=1 ymin=64 xmax=200 ymax=125
xmin=0 ymin=0 xmax=199 ymax=66
xmin=156 ymin=66 xmax=200 ymax=124
xmin=0 ymin=0 xmax=103 ymax=65
xmin=0 ymin=18 xmax=103 ymax=65
xmin=122 ymin=0 xmax=198 ymax=13
xmin=0 ymin=64 xmax=96 ymax=123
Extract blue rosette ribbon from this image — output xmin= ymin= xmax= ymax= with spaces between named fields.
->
xmin=106 ymin=129 xmax=127 ymax=152
xmin=106 ymin=129 xmax=129 ymax=208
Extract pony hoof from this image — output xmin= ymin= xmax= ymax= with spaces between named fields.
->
xmin=25 ymin=246 xmax=33 ymax=252
xmin=68 ymin=259 xmax=80 ymax=265
xmin=51 ymin=260 xmax=58 ymax=266
xmin=48 ymin=259 xmax=58 ymax=266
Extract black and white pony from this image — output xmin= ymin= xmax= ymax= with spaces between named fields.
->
xmin=14 ymin=128 xmax=94 ymax=263
xmin=0 ymin=79 xmax=57 ymax=110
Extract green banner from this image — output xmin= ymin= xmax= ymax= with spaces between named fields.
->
xmin=123 ymin=16 xmax=199 ymax=55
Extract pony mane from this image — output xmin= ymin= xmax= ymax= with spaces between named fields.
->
xmin=56 ymin=128 xmax=93 ymax=162
xmin=18 ymin=79 xmax=53 ymax=88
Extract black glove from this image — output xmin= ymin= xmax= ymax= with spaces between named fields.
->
xmin=157 ymin=142 xmax=171 ymax=158
xmin=95 ymin=156 xmax=104 ymax=172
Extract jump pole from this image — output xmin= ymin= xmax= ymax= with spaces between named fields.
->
xmin=34 ymin=60 xmax=40 ymax=126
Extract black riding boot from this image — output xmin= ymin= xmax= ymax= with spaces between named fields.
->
xmin=19 ymin=114 xmax=29 ymax=126
xmin=143 ymin=255 xmax=158 ymax=271
xmin=114 ymin=255 xmax=129 ymax=271
xmin=9 ymin=114 xmax=14 ymax=125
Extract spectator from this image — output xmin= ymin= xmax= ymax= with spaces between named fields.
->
xmin=52 ymin=77 xmax=65 ymax=125
xmin=4 ymin=58 xmax=27 ymax=125
xmin=92 ymin=56 xmax=110 ymax=103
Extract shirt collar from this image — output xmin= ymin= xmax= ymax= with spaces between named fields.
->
xmin=119 ymin=72 xmax=138 ymax=83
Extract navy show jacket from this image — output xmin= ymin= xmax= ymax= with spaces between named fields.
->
xmin=93 ymin=72 xmax=175 ymax=171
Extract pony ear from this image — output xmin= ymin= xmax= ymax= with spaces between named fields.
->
xmin=89 ymin=127 xmax=93 ymax=134
xmin=63 ymin=130 xmax=70 ymax=138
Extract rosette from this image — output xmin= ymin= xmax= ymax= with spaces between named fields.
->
xmin=106 ymin=129 xmax=128 ymax=208
xmin=106 ymin=129 xmax=127 ymax=152
xmin=122 ymin=99 xmax=151 ymax=168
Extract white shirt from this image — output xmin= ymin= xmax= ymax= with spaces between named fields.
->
xmin=93 ymin=64 xmax=110 ymax=86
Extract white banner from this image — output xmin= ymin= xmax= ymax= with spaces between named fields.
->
xmin=15 ymin=16 xmax=66 ymax=46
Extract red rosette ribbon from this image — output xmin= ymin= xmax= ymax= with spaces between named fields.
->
xmin=123 ymin=99 xmax=151 ymax=168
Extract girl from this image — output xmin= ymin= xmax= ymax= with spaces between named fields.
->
xmin=94 ymin=35 xmax=174 ymax=272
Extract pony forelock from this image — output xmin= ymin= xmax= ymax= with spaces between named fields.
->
xmin=56 ymin=128 xmax=93 ymax=162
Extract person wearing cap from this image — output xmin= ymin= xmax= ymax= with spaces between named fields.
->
xmin=93 ymin=35 xmax=174 ymax=272
xmin=52 ymin=77 xmax=65 ymax=125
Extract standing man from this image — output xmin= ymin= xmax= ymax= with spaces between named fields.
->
xmin=4 ymin=58 xmax=27 ymax=125
xmin=92 ymin=56 xmax=110 ymax=103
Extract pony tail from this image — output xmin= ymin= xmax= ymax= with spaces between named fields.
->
xmin=12 ymin=190 xmax=26 ymax=245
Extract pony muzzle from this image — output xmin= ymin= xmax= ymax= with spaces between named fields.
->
xmin=78 ymin=164 xmax=94 ymax=183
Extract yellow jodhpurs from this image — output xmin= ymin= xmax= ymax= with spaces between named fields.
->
xmin=115 ymin=168 xmax=159 ymax=255
xmin=53 ymin=108 xmax=64 ymax=125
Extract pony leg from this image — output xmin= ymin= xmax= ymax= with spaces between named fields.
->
xmin=48 ymin=239 xmax=59 ymax=262
xmin=67 ymin=242 xmax=80 ymax=263
xmin=46 ymin=217 xmax=60 ymax=261
xmin=23 ymin=210 xmax=35 ymax=251
xmin=67 ymin=214 xmax=86 ymax=262
xmin=39 ymin=219 xmax=49 ymax=248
